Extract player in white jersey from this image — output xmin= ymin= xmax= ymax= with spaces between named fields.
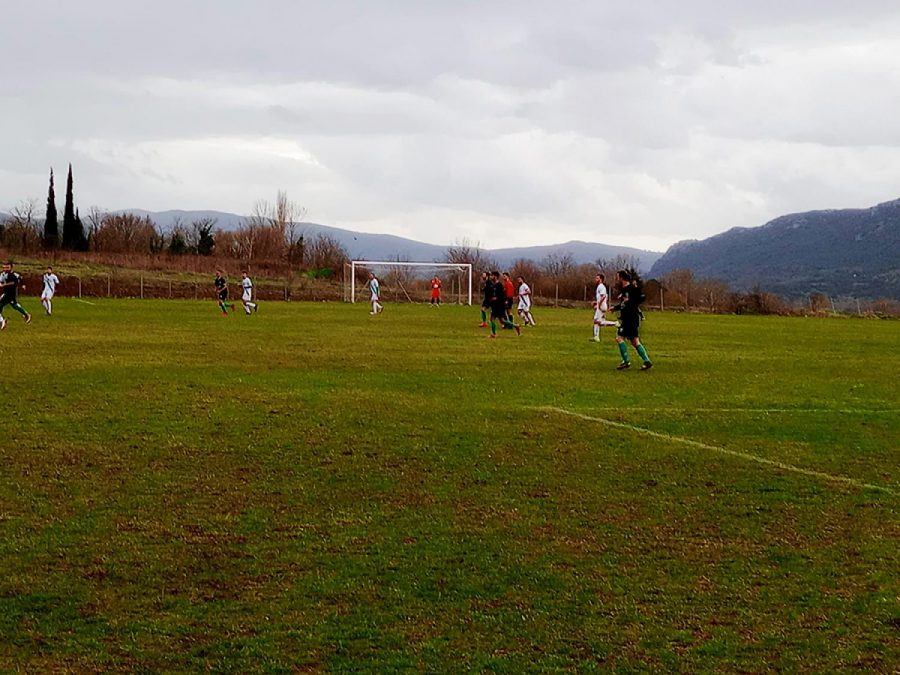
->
xmin=240 ymin=271 xmax=258 ymax=314
xmin=41 ymin=266 xmax=61 ymax=315
xmin=367 ymin=272 xmax=384 ymax=315
xmin=516 ymin=275 xmax=536 ymax=326
xmin=591 ymin=273 xmax=617 ymax=341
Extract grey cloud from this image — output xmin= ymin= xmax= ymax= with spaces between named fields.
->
xmin=4 ymin=1 xmax=900 ymax=249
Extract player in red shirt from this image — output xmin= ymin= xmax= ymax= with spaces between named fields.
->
xmin=430 ymin=275 xmax=442 ymax=306
xmin=502 ymin=272 xmax=516 ymax=324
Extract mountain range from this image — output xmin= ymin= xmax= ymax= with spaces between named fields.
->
xmin=5 ymin=200 xmax=899 ymax=299
xmin=650 ymin=198 xmax=900 ymax=299
xmin=124 ymin=209 xmax=663 ymax=271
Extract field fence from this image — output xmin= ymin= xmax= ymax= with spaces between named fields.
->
xmin=17 ymin=272 xmax=593 ymax=307
xmin=16 ymin=273 xmax=345 ymax=302
xmin=13 ymin=272 xmax=896 ymax=316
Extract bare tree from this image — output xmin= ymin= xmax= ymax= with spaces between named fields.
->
xmin=246 ymin=199 xmax=271 ymax=231
xmin=239 ymin=200 xmax=271 ymax=263
xmin=382 ymin=254 xmax=416 ymax=288
xmin=92 ymin=213 xmax=162 ymax=254
xmin=808 ymin=292 xmax=829 ymax=314
xmin=661 ymin=268 xmax=696 ymax=308
xmin=596 ymin=254 xmax=642 ymax=278
xmin=510 ymin=257 xmax=542 ymax=283
xmin=870 ymin=298 xmax=900 ymax=317
xmin=3 ymin=198 xmax=42 ymax=252
xmin=9 ymin=198 xmax=39 ymax=228
xmin=445 ymin=237 xmax=496 ymax=273
xmin=306 ymin=233 xmax=349 ymax=276
xmin=541 ymin=252 xmax=576 ymax=279
xmin=213 ymin=229 xmax=240 ymax=258
xmin=276 ymin=191 xmax=307 ymax=270
xmin=243 ymin=191 xmax=306 ymax=269
xmin=85 ymin=206 xmax=106 ymax=248
xmin=695 ymin=278 xmax=732 ymax=312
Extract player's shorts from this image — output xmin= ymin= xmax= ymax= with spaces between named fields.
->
xmin=218 ymin=290 xmax=229 ymax=301
xmin=617 ymin=318 xmax=640 ymax=340
xmin=490 ymin=304 xmax=507 ymax=320
xmin=593 ymin=307 xmax=609 ymax=323
xmin=370 ymin=294 xmax=379 ymax=303
xmin=518 ymin=299 xmax=531 ymax=312
xmin=242 ymin=290 xmax=252 ymax=302
xmin=41 ymin=290 xmax=55 ymax=300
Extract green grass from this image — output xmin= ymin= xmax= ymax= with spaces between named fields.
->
xmin=1 ymin=299 xmax=897 ymax=672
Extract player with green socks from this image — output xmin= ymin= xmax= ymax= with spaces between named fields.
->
xmin=214 ymin=269 xmax=235 ymax=315
xmin=0 ymin=261 xmax=32 ymax=329
xmin=479 ymin=272 xmax=490 ymax=327
xmin=487 ymin=271 xmax=520 ymax=337
xmin=611 ymin=270 xmax=652 ymax=370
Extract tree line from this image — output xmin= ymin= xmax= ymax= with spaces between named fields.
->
xmin=1 ymin=172 xmax=350 ymax=277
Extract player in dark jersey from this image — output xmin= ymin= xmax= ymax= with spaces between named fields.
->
xmin=214 ymin=269 xmax=235 ymax=315
xmin=0 ymin=261 xmax=32 ymax=329
xmin=487 ymin=271 xmax=520 ymax=337
xmin=479 ymin=272 xmax=490 ymax=327
xmin=612 ymin=270 xmax=652 ymax=370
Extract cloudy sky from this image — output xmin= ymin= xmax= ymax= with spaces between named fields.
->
xmin=3 ymin=1 xmax=900 ymax=251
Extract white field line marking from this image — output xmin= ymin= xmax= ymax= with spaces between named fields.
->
xmin=73 ymin=299 xmax=97 ymax=305
xmin=535 ymin=406 xmax=897 ymax=496
xmin=564 ymin=407 xmax=900 ymax=415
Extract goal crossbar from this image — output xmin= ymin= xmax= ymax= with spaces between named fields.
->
xmin=349 ymin=260 xmax=473 ymax=305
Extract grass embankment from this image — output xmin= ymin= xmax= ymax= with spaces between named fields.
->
xmin=2 ymin=255 xmax=341 ymax=302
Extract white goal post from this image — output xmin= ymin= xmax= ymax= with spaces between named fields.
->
xmin=347 ymin=260 xmax=474 ymax=305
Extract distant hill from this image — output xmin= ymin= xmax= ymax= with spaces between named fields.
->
xmin=123 ymin=209 xmax=468 ymax=263
xmin=124 ymin=209 xmax=246 ymax=230
xmin=650 ymin=199 xmax=900 ymax=299
xmin=123 ymin=209 xmax=662 ymax=272
xmin=491 ymin=241 xmax=660 ymax=270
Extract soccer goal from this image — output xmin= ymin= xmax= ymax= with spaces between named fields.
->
xmin=344 ymin=261 xmax=474 ymax=305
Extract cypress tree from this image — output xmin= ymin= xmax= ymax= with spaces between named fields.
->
xmin=43 ymin=168 xmax=59 ymax=249
xmin=62 ymin=163 xmax=78 ymax=249
xmin=74 ymin=208 xmax=88 ymax=251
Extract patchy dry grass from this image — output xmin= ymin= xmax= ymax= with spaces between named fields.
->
xmin=0 ymin=300 xmax=897 ymax=672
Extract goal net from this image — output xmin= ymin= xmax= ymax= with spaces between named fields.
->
xmin=343 ymin=261 xmax=474 ymax=305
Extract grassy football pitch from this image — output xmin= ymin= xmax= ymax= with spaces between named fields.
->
xmin=1 ymin=299 xmax=897 ymax=672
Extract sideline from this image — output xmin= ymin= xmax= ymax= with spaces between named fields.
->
xmin=555 ymin=406 xmax=900 ymax=415
xmin=73 ymin=298 xmax=97 ymax=306
xmin=534 ymin=405 xmax=897 ymax=496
